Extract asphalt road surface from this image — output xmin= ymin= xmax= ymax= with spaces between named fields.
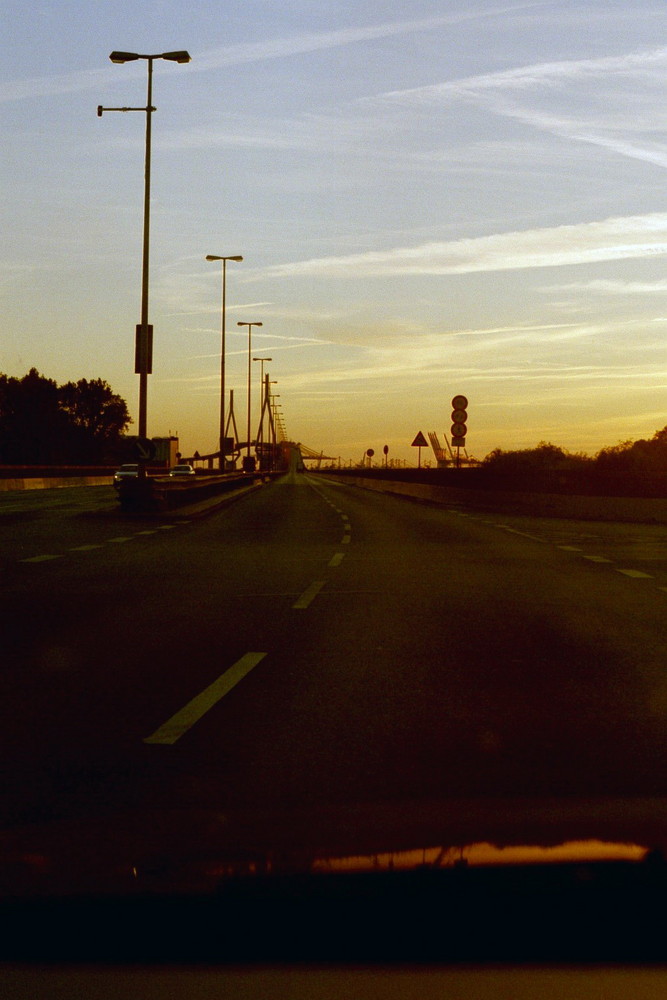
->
xmin=2 ymin=474 xmax=667 ymax=864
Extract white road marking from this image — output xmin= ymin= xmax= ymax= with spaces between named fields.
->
xmin=293 ymin=580 xmax=326 ymax=609
xmin=616 ymin=569 xmax=654 ymax=579
xmin=143 ymin=652 xmax=267 ymax=745
xmin=69 ymin=544 xmax=104 ymax=552
xmin=559 ymin=545 xmax=583 ymax=551
xmin=342 ymin=534 xmax=351 ymax=544
xmin=135 ymin=530 xmax=158 ymax=536
xmin=502 ymin=527 xmax=544 ymax=542
xmin=108 ymin=536 xmax=133 ymax=543
xmin=583 ymin=555 xmax=614 ymax=563
xmin=20 ymin=554 xmax=63 ymax=563
xmin=329 ymin=553 xmax=345 ymax=567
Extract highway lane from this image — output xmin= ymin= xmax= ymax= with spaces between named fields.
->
xmin=0 ymin=484 xmax=123 ymax=567
xmin=1 ymin=474 xmax=667 ymax=856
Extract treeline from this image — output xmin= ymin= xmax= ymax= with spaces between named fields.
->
xmin=483 ymin=427 xmax=667 ymax=475
xmin=0 ymin=368 xmax=131 ymax=465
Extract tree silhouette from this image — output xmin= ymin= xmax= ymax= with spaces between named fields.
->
xmin=58 ymin=378 xmax=131 ymax=462
xmin=0 ymin=369 xmax=131 ymax=464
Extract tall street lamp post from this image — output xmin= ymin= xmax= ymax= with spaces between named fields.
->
xmin=100 ymin=50 xmax=191 ymax=450
xmin=206 ymin=255 xmax=243 ymax=469
xmin=237 ymin=321 xmax=263 ymax=465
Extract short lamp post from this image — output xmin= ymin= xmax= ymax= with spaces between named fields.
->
xmin=237 ymin=322 xmax=263 ymax=463
xmin=206 ymin=255 xmax=243 ymax=469
xmin=252 ymin=356 xmax=272 ymax=458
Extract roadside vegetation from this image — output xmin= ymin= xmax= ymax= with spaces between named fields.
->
xmin=483 ymin=428 xmax=667 ymax=476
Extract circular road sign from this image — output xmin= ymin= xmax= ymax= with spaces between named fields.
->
xmin=451 ymin=394 xmax=468 ymax=410
xmin=452 ymin=408 xmax=467 ymax=423
xmin=451 ymin=423 xmax=467 ymax=438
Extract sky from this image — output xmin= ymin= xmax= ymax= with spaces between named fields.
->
xmin=3 ymin=0 xmax=667 ymax=464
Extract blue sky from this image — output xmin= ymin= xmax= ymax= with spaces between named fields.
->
xmin=3 ymin=0 xmax=667 ymax=462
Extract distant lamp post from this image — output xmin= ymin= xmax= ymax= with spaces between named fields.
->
xmin=270 ymin=394 xmax=280 ymax=470
xmin=206 ymin=254 xmax=243 ymax=469
xmin=100 ymin=49 xmax=191 ymax=447
xmin=237 ymin=321 xmax=263 ymax=463
xmin=252 ymin=356 xmax=272 ymax=456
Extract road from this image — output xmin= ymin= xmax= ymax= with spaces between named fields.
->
xmin=2 ymin=474 xmax=667 ymax=870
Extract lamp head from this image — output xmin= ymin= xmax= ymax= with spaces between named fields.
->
xmin=109 ymin=51 xmax=140 ymax=63
xmin=161 ymin=50 xmax=191 ymax=63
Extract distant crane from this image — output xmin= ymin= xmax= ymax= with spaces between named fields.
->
xmin=428 ymin=432 xmax=452 ymax=468
xmin=298 ymin=444 xmax=337 ymax=469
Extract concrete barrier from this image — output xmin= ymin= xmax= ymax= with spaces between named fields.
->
xmin=0 ymin=476 xmax=113 ymax=491
xmin=117 ymin=471 xmax=274 ymax=513
xmin=318 ymin=474 xmax=667 ymax=524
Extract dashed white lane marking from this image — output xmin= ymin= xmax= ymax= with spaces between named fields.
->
xmin=20 ymin=554 xmax=63 ymax=563
xmin=341 ymin=534 xmax=351 ymax=544
xmin=18 ymin=523 xmax=186 ymax=564
xmin=143 ymin=652 xmax=267 ymax=745
xmin=502 ymin=527 xmax=544 ymax=542
xmin=451 ymin=507 xmax=665 ymax=591
xmin=293 ymin=580 xmax=326 ymax=609
xmin=329 ymin=553 xmax=346 ymax=567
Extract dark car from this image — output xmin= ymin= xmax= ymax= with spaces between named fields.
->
xmin=112 ymin=463 xmax=139 ymax=490
xmin=169 ymin=463 xmax=196 ymax=478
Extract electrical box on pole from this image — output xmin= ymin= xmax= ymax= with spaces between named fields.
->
xmin=135 ymin=324 xmax=153 ymax=374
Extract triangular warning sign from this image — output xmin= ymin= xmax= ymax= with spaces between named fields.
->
xmin=411 ymin=431 xmax=428 ymax=447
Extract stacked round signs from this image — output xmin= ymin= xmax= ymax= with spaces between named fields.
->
xmin=451 ymin=395 xmax=468 ymax=447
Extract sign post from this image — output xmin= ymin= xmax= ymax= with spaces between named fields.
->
xmin=450 ymin=395 xmax=468 ymax=468
xmin=411 ymin=431 xmax=428 ymax=469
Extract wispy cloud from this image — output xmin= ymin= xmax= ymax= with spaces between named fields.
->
xmin=375 ymin=45 xmax=667 ymax=170
xmin=1 ymin=7 xmax=534 ymax=104
xmin=380 ymin=47 xmax=667 ymax=103
xmin=258 ymin=213 xmax=667 ymax=279
xmin=193 ymin=7 xmax=537 ymax=72
xmin=541 ymin=279 xmax=667 ymax=295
